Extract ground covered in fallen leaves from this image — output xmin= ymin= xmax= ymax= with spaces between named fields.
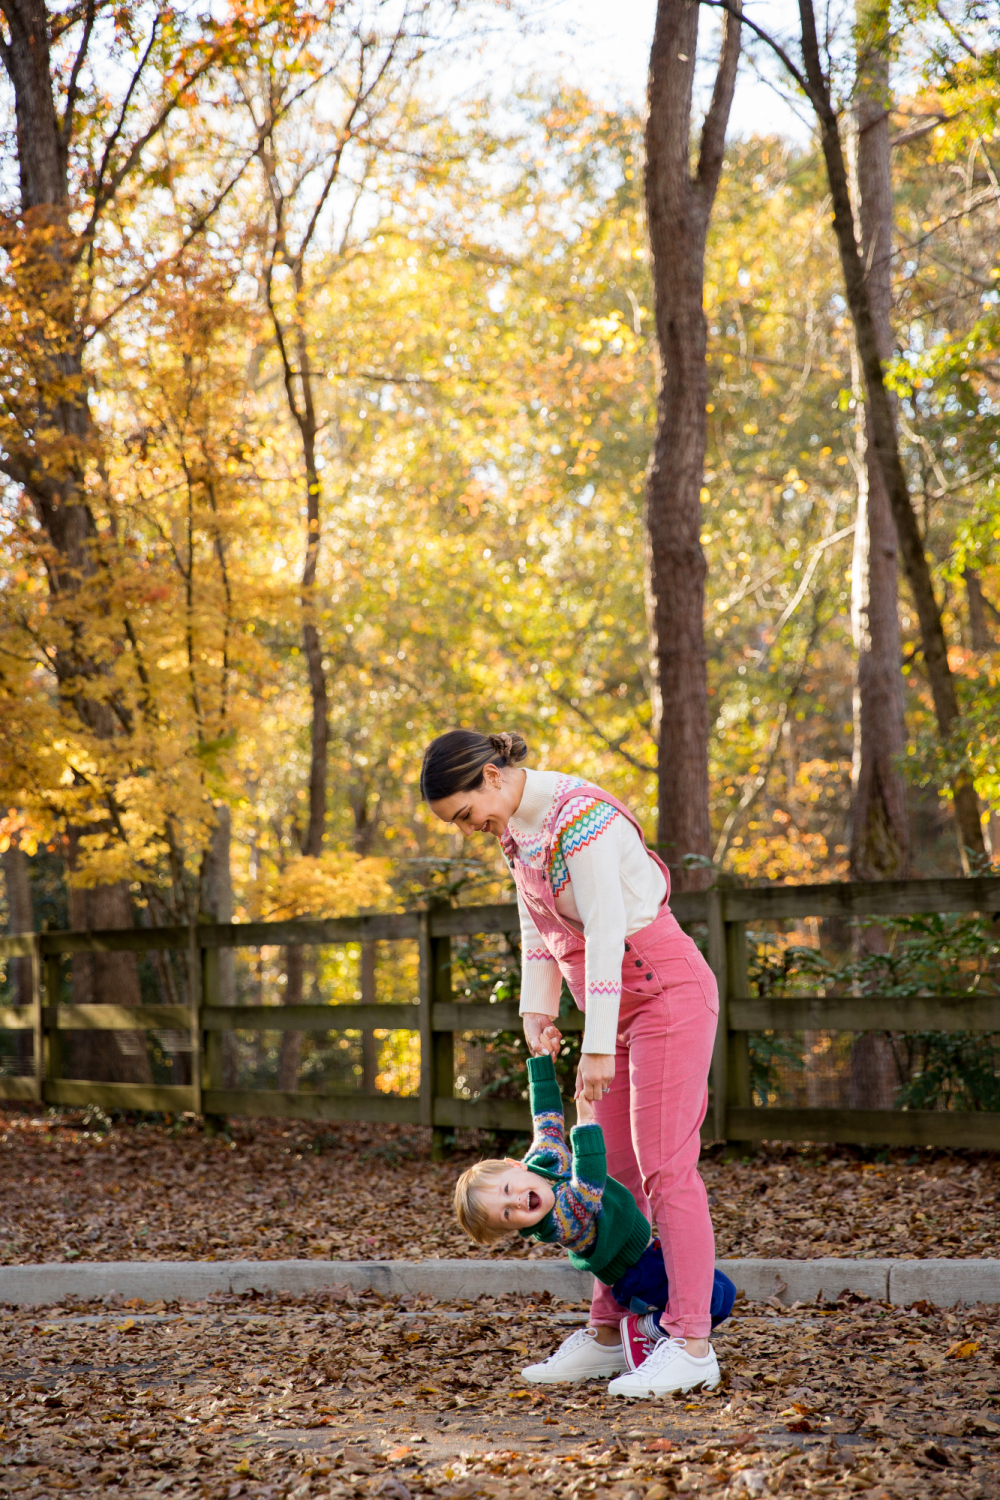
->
xmin=1 ymin=1111 xmax=997 ymax=1266
xmin=2 ymin=1285 xmax=998 ymax=1500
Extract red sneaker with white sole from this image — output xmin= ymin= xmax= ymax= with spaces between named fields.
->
xmin=620 ymin=1313 xmax=658 ymax=1372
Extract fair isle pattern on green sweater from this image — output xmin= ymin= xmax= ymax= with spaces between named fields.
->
xmin=522 ymin=1106 xmax=602 ymax=1255
xmin=518 ymin=1054 xmax=651 ymax=1287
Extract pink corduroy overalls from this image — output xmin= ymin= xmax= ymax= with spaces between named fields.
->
xmin=503 ymin=781 xmax=719 ymax=1339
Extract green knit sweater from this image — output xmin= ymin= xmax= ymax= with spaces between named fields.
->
xmin=516 ymin=1054 xmax=650 ymax=1287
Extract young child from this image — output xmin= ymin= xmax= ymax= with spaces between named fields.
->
xmin=454 ymin=1053 xmax=735 ymax=1396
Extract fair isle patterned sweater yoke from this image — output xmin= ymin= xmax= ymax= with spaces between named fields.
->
xmin=507 ymin=769 xmax=667 ymax=1056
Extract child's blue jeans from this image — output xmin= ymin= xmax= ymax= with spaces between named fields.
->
xmin=611 ymin=1241 xmax=736 ymax=1330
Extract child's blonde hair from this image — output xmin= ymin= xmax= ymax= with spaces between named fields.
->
xmin=454 ymin=1158 xmax=515 ymax=1246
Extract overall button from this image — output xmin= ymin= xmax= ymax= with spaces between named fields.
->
xmin=624 ymin=943 xmax=631 ymax=952
xmin=646 ymin=973 xmax=653 ymax=981
xmin=635 ymin=960 xmax=642 ymax=967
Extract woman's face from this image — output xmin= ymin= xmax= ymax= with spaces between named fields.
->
xmin=429 ymin=763 xmax=524 ymax=839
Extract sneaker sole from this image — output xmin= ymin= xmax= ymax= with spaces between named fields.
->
xmin=610 ymin=1374 xmax=720 ymax=1399
xmin=522 ymin=1364 xmax=627 ymax=1385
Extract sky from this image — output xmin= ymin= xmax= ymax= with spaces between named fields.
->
xmin=507 ymin=0 xmax=814 ymax=144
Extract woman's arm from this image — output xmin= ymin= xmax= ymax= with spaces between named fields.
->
xmin=517 ymin=888 xmax=564 ymax=1057
xmin=552 ymin=798 xmax=629 ymax=1059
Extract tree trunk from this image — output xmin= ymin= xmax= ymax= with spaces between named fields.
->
xmin=845 ymin=0 xmax=909 ymax=1107
xmin=796 ymin=0 xmax=985 ymax=868
xmin=964 ymin=570 xmax=995 ymax=652
xmin=848 ymin=1029 xmax=899 ymax=1109
xmin=848 ymin=0 xmax=909 ymax=885
xmin=644 ymin=0 xmax=741 ymax=890
xmin=2 ymin=842 xmax=35 ymax=1074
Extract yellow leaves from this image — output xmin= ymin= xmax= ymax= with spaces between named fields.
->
xmin=268 ymin=854 xmax=393 ymax=921
xmin=945 ymin=1340 xmax=980 ymax=1361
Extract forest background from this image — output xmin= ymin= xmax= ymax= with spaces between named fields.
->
xmin=0 ymin=0 xmax=998 ymax=1103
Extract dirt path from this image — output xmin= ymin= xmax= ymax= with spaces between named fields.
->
xmin=1 ymin=1287 xmax=997 ymax=1499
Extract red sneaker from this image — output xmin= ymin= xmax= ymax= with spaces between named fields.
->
xmin=619 ymin=1313 xmax=656 ymax=1373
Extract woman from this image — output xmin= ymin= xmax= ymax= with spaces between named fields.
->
xmin=422 ymin=728 xmax=721 ymax=1399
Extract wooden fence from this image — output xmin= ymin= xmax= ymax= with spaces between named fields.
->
xmin=1 ymin=875 xmax=999 ymax=1152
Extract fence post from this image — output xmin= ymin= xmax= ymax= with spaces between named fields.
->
xmin=187 ymin=925 xmax=203 ymax=1118
xmin=201 ymin=935 xmax=224 ymax=1129
xmin=724 ymin=917 xmax=752 ymax=1155
xmin=707 ymin=887 xmax=728 ymax=1143
xmin=40 ymin=945 xmax=62 ymax=1102
xmin=30 ymin=936 xmax=43 ymax=1105
xmin=419 ymin=903 xmax=454 ymax=1161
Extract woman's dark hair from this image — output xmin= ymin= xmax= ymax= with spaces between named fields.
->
xmin=420 ymin=729 xmax=528 ymax=803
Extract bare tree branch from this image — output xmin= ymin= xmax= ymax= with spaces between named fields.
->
xmin=545 ymin=682 xmax=657 ymax=774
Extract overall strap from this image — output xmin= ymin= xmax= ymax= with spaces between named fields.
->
xmin=542 ymin=781 xmax=672 ymax=906
xmin=502 ymin=779 xmax=671 ymax=907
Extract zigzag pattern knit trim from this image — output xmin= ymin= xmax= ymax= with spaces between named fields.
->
xmin=548 ymin=796 xmax=621 ymax=896
xmin=508 ymin=775 xmax=587 ymax=866
xmin=524 ymin=947 xmax=557 ymax=963
xmin=587 ymin=979 xmax=621 ymax=995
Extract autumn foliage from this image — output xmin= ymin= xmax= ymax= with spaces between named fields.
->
xmin=0 ymin=0 xmax=997 ymax=948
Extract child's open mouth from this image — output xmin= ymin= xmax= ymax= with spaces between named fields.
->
xmin=527 ymin=1190 xmax=541 ymax=1211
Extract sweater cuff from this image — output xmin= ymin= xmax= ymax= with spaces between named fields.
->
xmin=526 ymin=1053 xmax=557 ymax=1086
xmin=519 ymin=955 xmax=562 ymax=1018
xmin=570 ymin=1121 xmax=606 ymax=1160
xmin=527 ymin=1052 xmax=563 ymax=1116
xmin=581 ymin=994 xmax=621 ymax=1055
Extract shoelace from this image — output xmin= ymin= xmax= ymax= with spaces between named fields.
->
xmin=641 ymin=1336 xmax=690 ymax=1372
xmin=548 ymin=1328 xmax=596 ymax=1361
xmin=629 ymin=1329 xmax=654 ymax=1366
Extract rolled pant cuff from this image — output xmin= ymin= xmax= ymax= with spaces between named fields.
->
xmin=663 ymin=1322 xmax=712 ymax=1340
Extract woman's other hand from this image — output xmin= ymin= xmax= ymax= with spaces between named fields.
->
xmin=577 ymin=1052 xmax=615 ymax=1101
xmin=523 ymin=1012 xmax=563 ymax=1058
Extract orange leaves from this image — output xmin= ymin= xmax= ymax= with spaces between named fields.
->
xmin=944 ymin=1339 xmax=980 ymax=1361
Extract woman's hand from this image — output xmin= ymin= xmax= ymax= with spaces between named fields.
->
xmin=576 ymin=1052 xmax=615 ymax=1102
xmin=523 ymin=1012 xmax=563 ymax=1058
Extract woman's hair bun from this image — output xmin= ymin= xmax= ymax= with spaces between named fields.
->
xmin=489 ymin=731 xmax=528 ymax=766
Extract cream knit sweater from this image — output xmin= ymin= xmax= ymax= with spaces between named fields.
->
xmin=509 ymin=769 xmax=667 ymax=1055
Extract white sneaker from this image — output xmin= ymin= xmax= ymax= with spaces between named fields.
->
xmin=608 ymin=1338 xmax=720 ymax=1398
xmin=521 ymin=1326 xmax=628 ymax=1384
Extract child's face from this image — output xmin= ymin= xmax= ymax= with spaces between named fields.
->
xmin=480 ymin=1160 xmax=556 ymax=1234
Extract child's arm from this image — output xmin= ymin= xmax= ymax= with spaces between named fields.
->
xmin=548 ymin=1116 xmax=608 ymax=1247
xmin=574 ymin=1091 xmax=596 ymax=1126
xmin=523 ymin=1053 xmax=571 ymax=1176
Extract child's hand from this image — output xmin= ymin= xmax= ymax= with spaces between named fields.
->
xmin=573 ymin=1089 xmax=596 ymax=1125
xmin=539 ymin=1023 xmax=562 ymax=1057
xmin=523 ymin=1013 xmax=563 ymax=1057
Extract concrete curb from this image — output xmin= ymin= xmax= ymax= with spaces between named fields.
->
xmin=1 ymin=1256 xmax=997 ymax=1311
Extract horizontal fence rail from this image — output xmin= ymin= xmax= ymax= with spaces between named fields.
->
xmin=0 ymin=877 xmax=998 ymax=1152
